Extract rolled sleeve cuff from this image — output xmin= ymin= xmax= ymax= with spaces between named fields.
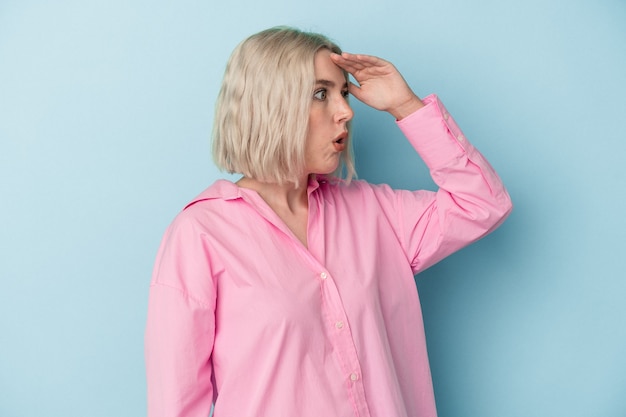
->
xmin=396 ymin=94 xmax=474 ymax=169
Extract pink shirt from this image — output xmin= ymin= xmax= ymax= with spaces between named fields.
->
xmin=145 ymin=95 xmax=512 ymax=417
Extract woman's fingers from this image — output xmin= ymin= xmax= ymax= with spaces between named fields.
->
xmin=330 ymin=52 xmax=391 ymax=79
xmin=330 ymin=52 xmax=424 ymax=118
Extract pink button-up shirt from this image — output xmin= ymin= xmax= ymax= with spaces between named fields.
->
xmin=145 ymin=95 xmax=512 ymax=417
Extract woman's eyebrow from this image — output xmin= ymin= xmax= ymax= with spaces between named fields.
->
xmin=315 ymin=79 xmax=349 ymax=88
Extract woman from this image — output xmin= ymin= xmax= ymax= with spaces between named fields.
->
xmin=145 ymin=26 xmax=512 ymax=417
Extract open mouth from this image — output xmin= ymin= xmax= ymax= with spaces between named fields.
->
xmin=334 ymin=133 xmax=347 ymax=151
xmin=334 ymin=132 xmax=348 ymax=145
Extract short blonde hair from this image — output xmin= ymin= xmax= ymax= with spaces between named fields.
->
xmin=212 ymin=26 xmax=355 ymax=185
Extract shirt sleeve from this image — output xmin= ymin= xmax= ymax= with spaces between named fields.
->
xmin=393 ymin=94 xmax=513 ymax=273
xmin=145 ymin=210 xmax=217 ymax=417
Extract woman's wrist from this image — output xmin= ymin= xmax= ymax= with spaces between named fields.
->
xmin=389 ymin=95 xmax=425 ymax=120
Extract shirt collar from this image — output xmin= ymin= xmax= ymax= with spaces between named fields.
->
xmin=183 ymin=179 xmax=242 ymax=210
xmin=183 ymin=175 xmax=334 ymax=211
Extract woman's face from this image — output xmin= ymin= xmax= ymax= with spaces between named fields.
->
xmin=304 ymin=49 xmax=354 ymax=176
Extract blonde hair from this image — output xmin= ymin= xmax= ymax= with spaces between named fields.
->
xmin=212 ymin=26 xmax=355 ymax=185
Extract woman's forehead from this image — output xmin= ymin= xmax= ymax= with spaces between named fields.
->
xmin=314 ymin=49 xmax=347 ymax=84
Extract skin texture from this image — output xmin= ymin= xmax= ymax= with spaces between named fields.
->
xmin=237 ymin=49 xmax=425 ymax=247
xmin=304 ymin=49 xmax=354 ymax=179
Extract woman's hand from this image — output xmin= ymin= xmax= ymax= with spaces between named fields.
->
xmin=330 ymin=52 xmax=424 ymax=120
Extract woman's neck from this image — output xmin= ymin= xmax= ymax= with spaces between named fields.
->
xmin=237 ymin=176 xmax=310 ymax=247
xmin=236 ymin=177 xmax=308 ymax=212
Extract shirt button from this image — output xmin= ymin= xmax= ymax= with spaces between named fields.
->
xmin=444 ymin=112 xmax=450 ymax=120
xmin=320 ymin=272 xmax=328 ymax=280
xmin=335 ymin=321 xmax=344 ymax=329
xmin=350 ymin=373 xmax=359 ymax=381
xmin=457 ymin=134 xmax=465 ymax=142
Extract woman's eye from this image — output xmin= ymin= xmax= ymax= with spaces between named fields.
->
xmin=313 ymin=89 xmax=327 ymax=100
xmin=341 ymin=90 xmax=350 ymax=98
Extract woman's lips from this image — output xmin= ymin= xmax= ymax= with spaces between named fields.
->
xmin=334 ymin=132 xmax=348 ymax=151
xmin=334 ymin=141 xmax=346 ymax=152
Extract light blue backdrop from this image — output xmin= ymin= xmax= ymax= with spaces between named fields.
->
xmin=1 ymin=0 xmax=624 ymax=416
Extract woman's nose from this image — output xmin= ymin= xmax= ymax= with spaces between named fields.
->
xmin=334 ymin=96 xmax=354 ymax=123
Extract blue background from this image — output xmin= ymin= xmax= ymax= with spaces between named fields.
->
xmin=1 ymin=0 xmax=625 ymax=416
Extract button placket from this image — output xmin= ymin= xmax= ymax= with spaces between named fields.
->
xmin=318 ymin=269 xmax=371 ymax=416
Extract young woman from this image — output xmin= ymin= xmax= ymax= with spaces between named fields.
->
xmin=145 ymin=26 xmax=512 ymax=417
